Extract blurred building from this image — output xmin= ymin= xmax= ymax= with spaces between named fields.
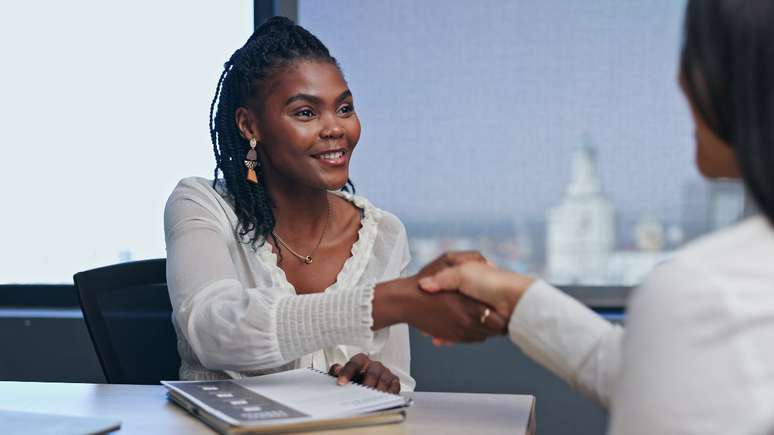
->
xmin=546 ymin=145 xmax=615 ymax=285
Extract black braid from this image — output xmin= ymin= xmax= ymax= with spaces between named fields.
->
xmin=208 ymin=17 xmax=353 ymax=249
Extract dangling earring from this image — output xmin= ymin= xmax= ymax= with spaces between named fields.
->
xmin=245 ymin=137 xmax=259 ymax=184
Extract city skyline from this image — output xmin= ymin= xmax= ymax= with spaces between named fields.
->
xmin=406 ymin=142 xmax=745 ymax=285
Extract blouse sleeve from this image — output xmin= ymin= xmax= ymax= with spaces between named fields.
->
xmin=365 ymin=219 xmax=416 ymax=391
xmin=164 ymin=190 xmax=378 ymax=373
xmin=508 ymin=280 xmax=623 ymax=408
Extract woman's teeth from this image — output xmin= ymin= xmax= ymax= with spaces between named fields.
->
xmin=318 ymin=151 xmax=344 ymax=160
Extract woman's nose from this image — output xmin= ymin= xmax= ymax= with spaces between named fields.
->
xmin=320 ymin=121 xmax=344 ymax=139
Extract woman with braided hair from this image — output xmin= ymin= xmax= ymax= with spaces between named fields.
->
xmin=164 ymin=17 xmax=506 ymax=392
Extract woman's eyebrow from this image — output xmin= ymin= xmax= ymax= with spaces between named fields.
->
xmin=336 ymin=89 xmax=352 ymax=102
xmin=285 ymin=93 xmax=321 ymax=106
xmin=284 ymin=89 xmax=352 ymax=107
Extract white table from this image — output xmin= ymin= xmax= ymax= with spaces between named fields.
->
xmin=0 ymin=382 xmax=535 ymax=434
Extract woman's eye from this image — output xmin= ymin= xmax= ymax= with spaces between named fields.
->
xmin=338 ymin=104 xmax=355 ymax=115
xmin=294 ymin=109 xmax=315 ymax=118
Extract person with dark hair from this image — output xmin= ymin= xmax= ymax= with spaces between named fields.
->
xmin=419 ymin=1 xmax=774 ymax=432
xmin=164 ymin=17 xmax=505 ymax=392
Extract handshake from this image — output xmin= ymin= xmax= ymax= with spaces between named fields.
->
xmin=372 ymin=251 xmax=536 ymax=345
xmin=334 ymin=251 xmax=538 ymax=393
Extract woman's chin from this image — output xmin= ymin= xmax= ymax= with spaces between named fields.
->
xmin=327 ymin=181 xmax=349 ymax=191
xmin=695 ymin=149 xmax=742 ymax=180
xmin=321 ymin=175 xmax=350 ymax=191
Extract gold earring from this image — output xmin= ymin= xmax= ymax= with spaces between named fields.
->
xmin=245 ymin=137 xmax=259 ymax=184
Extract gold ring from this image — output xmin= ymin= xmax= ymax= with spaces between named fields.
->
xmin=480 ymin=308 xmax=491 ymax=325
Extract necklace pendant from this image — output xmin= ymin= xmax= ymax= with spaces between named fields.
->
xmin=303 ymin=256 xmax=313 ymax=265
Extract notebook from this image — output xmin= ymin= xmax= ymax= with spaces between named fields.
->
xmin=162 ymin=368 xmax=411 ymax=434
xmin=0 ymin=410 xmax=121 ymax=435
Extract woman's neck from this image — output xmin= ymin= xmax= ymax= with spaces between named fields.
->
xmin=265 ymin=177 xmax=331 ymax=242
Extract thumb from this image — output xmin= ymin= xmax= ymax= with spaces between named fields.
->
xmin=418 ymin=267 xmax=463 ymax=293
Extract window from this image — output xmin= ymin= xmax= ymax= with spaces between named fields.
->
xmin=298 ymin=0 xmax=745 ymax=286
xmin=0 ymin=1 xmax=253 ymax=283
xmin=0 ymin=1 xmax=746 ymax=286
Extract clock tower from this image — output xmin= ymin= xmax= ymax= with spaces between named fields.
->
xmin=546 ymin=145 xmax=615 ymax=284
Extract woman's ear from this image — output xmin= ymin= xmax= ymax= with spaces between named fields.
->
xmin=235 ymin=107 xmax=261 ymax=142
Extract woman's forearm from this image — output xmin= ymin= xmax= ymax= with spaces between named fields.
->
xmin=371 ymin=277 xmax=416 ymax=330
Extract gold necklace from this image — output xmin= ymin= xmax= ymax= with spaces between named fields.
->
xmin=272 ymin=201 xmax=330 ymax=265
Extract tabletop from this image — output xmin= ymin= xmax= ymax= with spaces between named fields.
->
xmin=0 ymin=382 xmax=535 ymax=435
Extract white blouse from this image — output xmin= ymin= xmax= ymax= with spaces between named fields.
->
xmin=164 ymin=177 xmax=415 ymax=391
xmin=509 ymin=215 xmax=774 ymax=434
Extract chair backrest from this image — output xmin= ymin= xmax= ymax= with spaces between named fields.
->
xmin=73 ymin=258 xmax=180 ymax=384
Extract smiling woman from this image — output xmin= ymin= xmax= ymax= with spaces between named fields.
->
xmin=163 ymin=17 xmax=506 ymax=394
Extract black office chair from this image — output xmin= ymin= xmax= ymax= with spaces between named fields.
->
xmin=74 ymin=258 xmax=181 ymax=384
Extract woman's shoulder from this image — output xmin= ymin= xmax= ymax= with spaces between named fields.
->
xmin=168 ymin=176 xmax=221 ymax=199
xmin=330 ymin=191 xmax=407 ymax=238
xmin=167 ymin=176 xmax=234 ymax=208
xmin=672 ymin=215 xmax=774 ymax=277
xmin=630 ymin=216 xmax=774 ymax=319
xmin=165 ymin=176 xmax=235 ymax=225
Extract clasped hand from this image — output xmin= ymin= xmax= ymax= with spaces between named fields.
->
xmin=331 ymin=252 xmax=535 ymax=392
xmin=406 ymin=251 xmax=509 ymax=343
xmin=418 ymin=257 xmax=536 ymax=345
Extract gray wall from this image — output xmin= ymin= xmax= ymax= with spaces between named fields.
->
xmin=0 ymin=310 xmax=104 ymax=383
xmin=0 ymin=310 xmax=607 ymax=434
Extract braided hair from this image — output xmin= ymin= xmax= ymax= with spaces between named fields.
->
xmin=209 ymin=17 xmax=353 ymax=249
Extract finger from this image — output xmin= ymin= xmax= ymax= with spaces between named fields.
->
xmin=337 ymin=354 xmax=369 ymax=385
xmin=432 ymin=337 xmax=455 ymax=346
xmin=328 ymin=364 xmax=342 ymax=376
xmin=460 ymin=300 xmax=499 ymax=341
xmin=388 ymin=378 xmax=401 ymax=394
xmin=418 ymin=276 xmax=443 ymax=293
xmin=418 ymin=267 xmax=463 ymax=293
xmin=464 ymin=298 xmax=509 ymax=336
xmin=336 ymin=360 xmax=362 ymax=385
xmin=436 ymin=263 xmax=502 ymax=307
xmin=483 ymin=309 xmax=508 ymax=334
xmin=445 ymin=251 xmax=487 ymax=266
xmin=376 ymin=370 xmax=395 ymax=392
xmin=363 ymin=363 xmax=383 ymax=388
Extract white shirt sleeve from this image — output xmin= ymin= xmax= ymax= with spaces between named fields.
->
xmin=165 ymin=193 xmax=377 ymax=373
xmin=508 ymin=280 xmax=623 ymax=408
